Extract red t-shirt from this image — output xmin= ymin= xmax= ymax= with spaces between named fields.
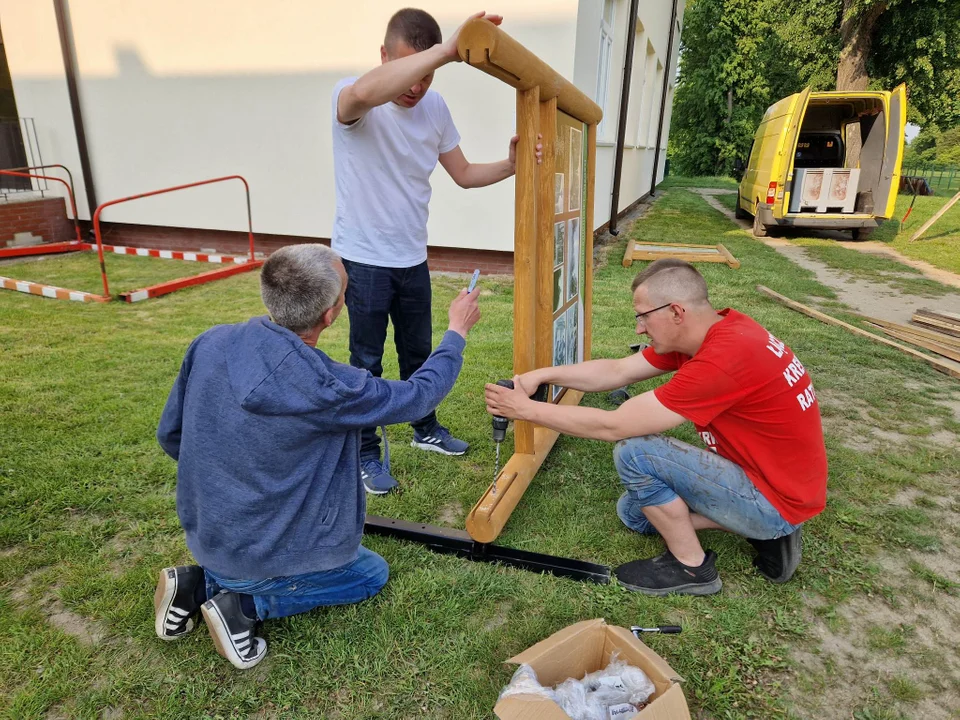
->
xmin=643 ymin=309 xmax=827 ymax=524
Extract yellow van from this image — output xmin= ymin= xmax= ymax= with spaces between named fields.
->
xmin=736 ymin=85 xmax=906 ymax=240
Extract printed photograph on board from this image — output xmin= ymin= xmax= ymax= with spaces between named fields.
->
xmin=553 ymin=220 xmax=565 ymax=267
xmin=554 ymin=173 xmax=564 ymax=214
xmin=553 ymin=267 xmax=563 ymax=312
xmin=552 ymin=312 xmax=567 ymax=400
xmin=568 ymin=127 xmax=582 ymax=212
xmin=566 ymin=217 xmax=580 ymax=302
xmin=566 ymin=304 xmax=579 ymax=366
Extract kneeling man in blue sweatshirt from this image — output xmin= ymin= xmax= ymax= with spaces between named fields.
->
xmin=152 ymin=244 xmax=480 ymax=669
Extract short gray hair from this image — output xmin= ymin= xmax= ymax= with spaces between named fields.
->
xmin=631 ymin=259 xmax=710 ymax=306
xmin=260 ymin=244 xmax=343 ymax=333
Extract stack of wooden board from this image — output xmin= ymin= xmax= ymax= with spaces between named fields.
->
xmin=857 ymin=311 xmax=960 ymax=364
xmin=912 ymin=309 xmax=960 ymax=339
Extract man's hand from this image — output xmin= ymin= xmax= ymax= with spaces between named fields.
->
xmin=485 ymin=375 xmax=533 ymax=420
xmin=507 ymin=134 xmax=543 ymax=171
xmin=448 ymin=288 xmax=481 ymax=338
xmin=441 ymin=11 xmax=504 ymax=62
xmin=512 ymin=371 xmax=542 ymax=397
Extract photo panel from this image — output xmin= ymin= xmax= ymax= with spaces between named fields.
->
xmin=552 ymin=312 xmax=567 ymax=400
xmin=553 ymin=220 xmax=565 ymax=268
xmin=568 ymin=127 xmax=582 ymax=212
xmin=566 ymin=217 xmax=580 ymax=302
xmin=553 ymin=267 xmax=563 ymax=312
xmin=566 ymin=303 xmax=579 ymax=366
xmin=554 ymin=172 xmax=564 ymax=214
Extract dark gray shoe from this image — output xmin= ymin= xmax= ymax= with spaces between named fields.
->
xmin=614 ymin=550 xmax=722 ymax=596
xmin=154 ymin=565 xmax=203 ymax=640
xmin=748 ymin=527 xmax=802 ymax=583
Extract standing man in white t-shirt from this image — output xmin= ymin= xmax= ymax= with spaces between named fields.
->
xmin=333 ymin=8 xmax=538 ymax=494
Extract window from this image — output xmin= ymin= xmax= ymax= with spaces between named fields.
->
xmin=596 ymin=0 xmax=616 ymax=139
xmin=635 ymin=41 xmax=656 ymax=146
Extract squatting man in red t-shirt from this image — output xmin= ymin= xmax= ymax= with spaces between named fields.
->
xmin=484 ymin=259 xmax=828 ymax=596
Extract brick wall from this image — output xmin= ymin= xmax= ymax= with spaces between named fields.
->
xmin=91 ymin=221 xmax=516 ymax=275
xmin=0 ymin=197 xmax=76 ymax=246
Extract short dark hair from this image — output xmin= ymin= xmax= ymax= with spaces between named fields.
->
xmin=631 ymin=259 xmax=710 ymax=305
xmin=384 ymin=8 xmax=442 ymax=52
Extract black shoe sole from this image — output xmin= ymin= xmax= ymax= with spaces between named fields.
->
xmin=752 ymin=529 xmax=802 ymax=584
xmin=618 ymin=577 xmax=723 ymax=596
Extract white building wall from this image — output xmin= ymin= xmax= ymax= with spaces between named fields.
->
xmin=1 ymin=0 xmax=680 ymax=250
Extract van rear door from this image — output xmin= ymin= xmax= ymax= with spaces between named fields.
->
xmin=774 ymin=87 xmax=811 ymax=219
xmin=877 ymin=84 xmax=907 ymax=219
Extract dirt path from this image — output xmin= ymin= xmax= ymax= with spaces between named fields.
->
xmin=692 ymin=188 xmax=960 ymax=328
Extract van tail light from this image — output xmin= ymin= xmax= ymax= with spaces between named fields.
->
xmin=766 ymin=182 xmax=778 ymax=204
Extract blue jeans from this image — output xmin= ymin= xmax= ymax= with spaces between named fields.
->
xmin=614 ymin=435 xmax=800 ymax=541
xmin=204 ymin=546 xmax=389 ymax=621
xmin=342 ymin=258 xmax=437 ymax=459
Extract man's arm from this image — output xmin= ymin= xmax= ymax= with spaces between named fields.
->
xmin=438 ymin=134 xmax=542 ymax=189
xmin=157 ymin=363 xmax=189 ymax=460
xmin=337 ymin=12 xmax=502 ymax=125
xmin=485 ymin=386 xmax=687 ymax=442
xmin=514 ymin=351 xmax=669 ymax=396
xmin=338 ymin=45 xmax=451 ymax=124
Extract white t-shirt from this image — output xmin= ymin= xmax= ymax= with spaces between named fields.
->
xmin=331 ymin=77 xmax=461 ymax=268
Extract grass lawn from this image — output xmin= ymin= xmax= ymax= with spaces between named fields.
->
xmin=2 ymin=187 xmax=959 ymax=719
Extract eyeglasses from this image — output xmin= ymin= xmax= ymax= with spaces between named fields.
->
xmin=634 ymin=303 xmax=673 ymax=322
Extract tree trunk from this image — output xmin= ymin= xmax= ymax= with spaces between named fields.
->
xmin=836 ymin=0 xmax=887 ymax=165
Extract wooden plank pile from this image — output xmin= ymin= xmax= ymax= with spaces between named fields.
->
xmin=858 ymin=309 xmax=960 ymax=368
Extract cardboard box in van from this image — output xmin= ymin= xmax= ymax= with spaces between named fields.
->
xmin=495 ymin=619 xmax=691 ymax=720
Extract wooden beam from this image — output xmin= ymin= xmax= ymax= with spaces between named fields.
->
xmin=910 ymin=189 xmax=960 ymax=241
xmin=465 ymin=390 xmax=584 ymax=543
xmin=457 ymin=19 xmax=602 ymax=124
xmin=584 ymin=122 xmax=597 ymax=360
xmin=854 ymin=314 xmax=960 ymax=349
xmin=535 ymin=97 xmax=557 ymax=374
xmin=756 ymin=285 xmax=960 ymax=380
xmin=513 ymin=86 xmax=540 ymax=454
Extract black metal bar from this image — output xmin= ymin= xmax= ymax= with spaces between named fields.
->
xmin=607 ymin=0 xmax=640 ymax=237
xmin=53 ymin=0 xmax=97 ymax=218
xmin=649 ymin=0 xmax=679 ymax=197
xmin=364 ymin=515 xmax=610 ymax=584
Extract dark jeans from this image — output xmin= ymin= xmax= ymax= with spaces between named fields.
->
xmin=204 ymin=546 xmax=389 ymax=621
xmin=342 ymin=258 xmax=437 ymax=459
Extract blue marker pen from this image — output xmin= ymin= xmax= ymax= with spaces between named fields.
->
xmin=468 ymin=269 xmax=480 ymax=293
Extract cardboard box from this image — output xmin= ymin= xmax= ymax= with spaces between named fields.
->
xmin=495 ymin=618 xmax=691 ymax=720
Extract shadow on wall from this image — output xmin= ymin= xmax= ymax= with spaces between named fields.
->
xmin=17 ymin=27 xmax=568 ymax=241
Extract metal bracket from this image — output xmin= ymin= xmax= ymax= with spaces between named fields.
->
xmin=364 ymin=515 xmax=610 ymax=584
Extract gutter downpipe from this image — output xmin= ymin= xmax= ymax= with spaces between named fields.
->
xmin=53 ymin=0 xmax=97 ymax=219
xmin=607 ymin=0 xmax=641 ymax=236
xmin=650 ymin=0 xmax=679 ymax=197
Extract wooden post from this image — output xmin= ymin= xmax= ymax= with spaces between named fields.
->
xmin=513 ymin=86 xmax=540 ymax=455
xmin=536 ymin=97 xmax=558 ymax=373
xmin=910 ymin=189 xmax=960 ymax=241
xmin=584 ymin=123 xmax=597 ymax=361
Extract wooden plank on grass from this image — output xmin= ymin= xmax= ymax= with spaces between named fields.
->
xmin=912 ymin=311 xmax=960 ymax=339
xmin=854 ymin=314 xmax=960 ymax=349
xmin=866 ymin=324 xmax=960 ymax=363
xmin=910 ymin=189 xmax=960 ymax=241
xmin=756 ymin=285 xmax=960 ymax=380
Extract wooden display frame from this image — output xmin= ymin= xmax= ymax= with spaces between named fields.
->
xmin=622 ymin=241 xmax=740 ymax=269
xmin=456 ymin=20 xmax=602 ymax=543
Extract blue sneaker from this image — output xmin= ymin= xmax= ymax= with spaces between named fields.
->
xmin=411 ymin=425 xmax=469 ymax=456
xmin=360 ymin=458 xmax=399 ymax=495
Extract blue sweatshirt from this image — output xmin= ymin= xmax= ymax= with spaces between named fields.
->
xmin=157 ymin=316 xmax=465 ymax=580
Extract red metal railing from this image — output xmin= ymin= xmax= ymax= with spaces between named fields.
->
xmin=92 ymin=175 xmax=256 ymax=298
xmin=0 ymin=166 xmax=83 ymax=244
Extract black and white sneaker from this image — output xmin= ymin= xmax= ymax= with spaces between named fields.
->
xmin=748 ymin=526 xmax=802 ymax=583
xmin=411 ymin=425 xmax=469 ymax=456
xmin=201 ymin=592 xmax=267 ymax=670
xmin=614 ymin=550 xmax=722 ymax=596
xmin=154 ymin=565 xmax=204 ymax=640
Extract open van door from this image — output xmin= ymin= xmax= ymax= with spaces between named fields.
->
xmin=774 ymin=87 xmax=811 ymax=219
xmin=877 ymin=83 xmax=907 ymax=218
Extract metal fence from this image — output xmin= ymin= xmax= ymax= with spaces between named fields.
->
xmin=901 ymin=164 xmax=960 ymax=196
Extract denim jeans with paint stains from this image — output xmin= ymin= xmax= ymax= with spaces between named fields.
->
xmin=203 ymin=546 xmax=389 ymax=621
xmin=613 ymin=434 xmax=800 ymax=540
